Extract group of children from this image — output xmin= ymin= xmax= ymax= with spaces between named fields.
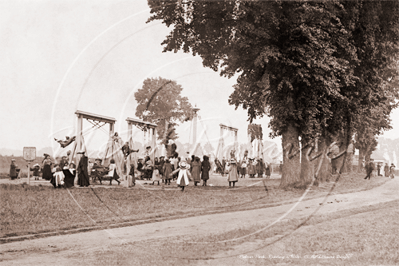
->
xmin=132 ymin=153 xmax=212 ymax=191
xmin=215 ymin=156 xmax=271 ymax=179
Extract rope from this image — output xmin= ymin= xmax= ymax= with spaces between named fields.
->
xmin=67 ymin=188 xmax=96 ymax=223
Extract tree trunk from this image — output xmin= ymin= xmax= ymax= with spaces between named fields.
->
xmin=299 ymin=137 xmax=314 ymax=187
xmin=279 ymin=121 xmax=301 ymax=188
xmin=343 ymin=141 xmax=354 ymax=173
xmin=316 ymin=136 xmax=332 ymax=184
xmin=358 ymin=147 xmax=365 ymax=173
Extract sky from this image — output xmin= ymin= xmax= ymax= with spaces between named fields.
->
xmin=1 ymin=0 xmax=398 ymax=156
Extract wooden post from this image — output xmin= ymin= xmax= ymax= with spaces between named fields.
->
xmin=234 ymin=130 xmax=238 ymax=156
xmin=150 ymin=128 xmax=156 ymax=163
xmin=27 ymin=162 xmax=30 ymax=185
xmin=192 ymin=107 xmax=200 ymax=145
xmin=126 ymin=122 xmax=133 ymax=188
xmin=75 ymin=114 xmax=83 ymax=184
xmin=109 ymin=123 xmax=114 ymax=138
xmin=154 ymin=128 xmax=157 ymax=157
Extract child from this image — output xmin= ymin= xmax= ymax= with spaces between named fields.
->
xmin=30 ymin=163 xmax=41 ymax=180
xmin=162 ymin=158 xmax=173 ymax=185
xmin=108 ymin=159 xmax=121 ymax=185
xmin=52 ymin=166 xmax=64 ymax=188
xmin=227 ymin=159 xmax=239 ymax=188
xmin=170 ymin=161 xmax=191 ymax=191
xmin=151 ymin=163 xmax=161 ymax=185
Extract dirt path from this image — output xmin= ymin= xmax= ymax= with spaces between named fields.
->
xmin=1 ymin=178 xmax=398 ymax=266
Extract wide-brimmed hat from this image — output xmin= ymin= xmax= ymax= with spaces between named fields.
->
xmin=180 ymin=162 xmax=187 ymax=169
xmin=11 ymin=159 xmax=15 ymax=161
xmin=230 ymin=159 xmax=236 ymax=164
xmin=33 ymin=163 xmax=40 ymax=167
xmin=77 ymin=151 xmax=85 ymax=154
xmin=43 ymin=153 xmax=50 ymax=157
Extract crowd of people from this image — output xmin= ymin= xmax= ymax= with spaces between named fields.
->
xmin=214 ymin=156 xmax=273 ymax=179
xmin=363 ymin=159 xmax=396 ymax=180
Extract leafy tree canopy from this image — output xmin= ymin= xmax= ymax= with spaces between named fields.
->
xmin=135 ymin=77 xmax=193 ymax=142
xmin=248 ymin=123 xmax=263 ymax=142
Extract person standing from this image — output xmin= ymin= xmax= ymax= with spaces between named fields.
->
xmin=108 ymin=159 xmax=121 ymax=185
xmin=137 ymin=158 xmax=144 ymax=180
xmin=240 ymin=158 xmax=247 ymax=178
xmin=191 ymin=157 xmax=202 ymax=186
xmin=9 ymin=159 xmax=18 ymax=180
xmin=30 ymin=163 xmax=41 ymax=180
xmin=377 ymin=163 xmax=382 ymax=176
xmin=257 ymin=158 xmax=265 ymax=178
xmin=128 ymin=163 xmax=136 ymax=187
xmin=77 ymin=151 xmax=90 ymax=187
xmin=384 ymin=163 xmax=389 ymax=177
xmin=390 ymin=163 xmax=395 ymax=179
xmin=171 ymin=162 xmax=191 ymax=191
xmin=201 ymin=155 xmax=211 ymax=186
xmin=248 ymin=158 xmax=256 ymax=178
xmin=221 ymin=157 xmax=227 ymax=177
xmin=364 ymin=160 xmax=374 ymax=180
xmin=162 ymin=158 xmax=173 ymax=185
xmin=151 ymin=160 xmax=161 ymax=186
xmin=42 ymin=154 xmax=53 ymax=181
xmin=227 ymin=159 xmax=239 ymax=188
xmin=265 ymin=161 xmax=271 ymax=179
xmin=158 ymin=156 xmax=165 ymax=182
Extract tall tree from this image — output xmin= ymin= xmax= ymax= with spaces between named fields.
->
xmin=135 ymin=77 xmax=194 ymax=145
xmin=147 ymin=0 xmax=399 ymax=187
xmin=348 ymin=0 xmax=399 ymax=172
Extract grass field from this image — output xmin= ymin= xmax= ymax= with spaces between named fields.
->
xmin=81 ymin=200 xmax=399 ymax=265
xmin=0 ymin=172 xmax=388 ymax=239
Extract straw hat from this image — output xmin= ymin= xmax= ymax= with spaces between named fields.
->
xmin=230 ymin=159 xmax=236 ymax=164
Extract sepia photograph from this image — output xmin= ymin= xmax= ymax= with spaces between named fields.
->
xmin=1 ymin=0 xmax=399 ymax=265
